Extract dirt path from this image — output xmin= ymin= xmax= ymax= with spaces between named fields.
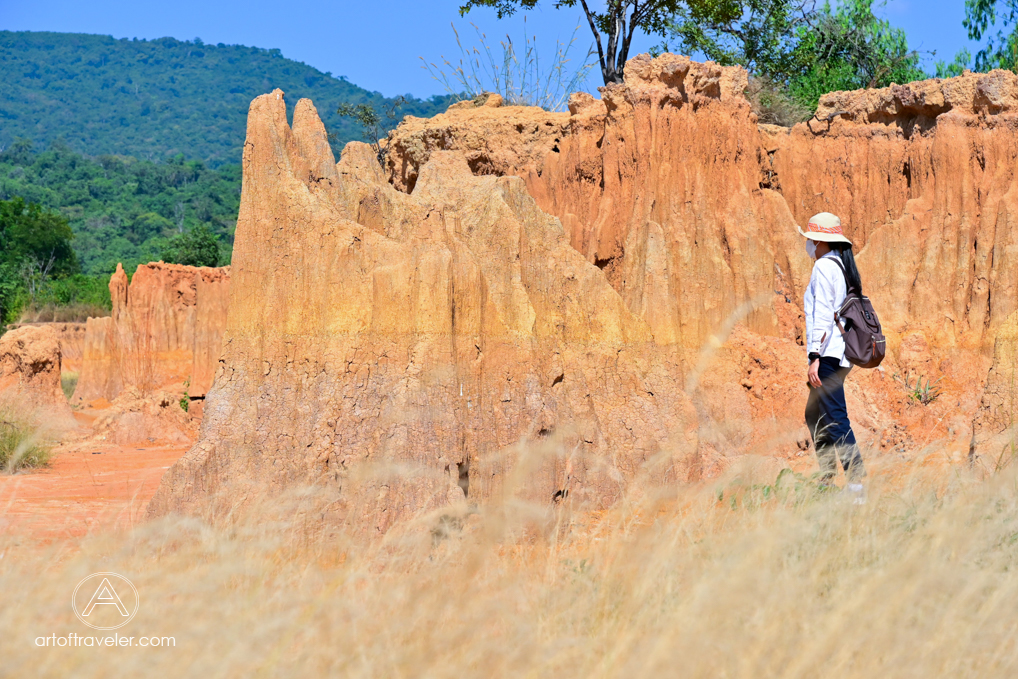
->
xmin=0 ymin=411 xmax=189 ymax=542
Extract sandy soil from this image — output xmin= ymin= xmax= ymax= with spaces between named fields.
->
xmin=0 ymin=410 xmax=189 ymax=542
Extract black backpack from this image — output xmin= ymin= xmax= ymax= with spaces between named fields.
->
xmin=830 ymin=258 xmax=886 ymax=369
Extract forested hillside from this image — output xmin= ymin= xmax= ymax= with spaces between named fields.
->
xmin=0 ymin=141 xmax=240 ymax=276
xmin=0 ymin=31 xmax=455 ymax=165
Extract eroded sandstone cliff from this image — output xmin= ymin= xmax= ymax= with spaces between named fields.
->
xmin=388 ymin=57 xmax=1018 ymax=468
xmin=152 ymin=56 xmax=1018 ymax=528
xmin=389 ymin=57 xmax=1018 ymax=356
xmin=771 ymin=71 xmax=1018 ymax=350
xmin=973 ymin=312 xmax=1018 ymax=466
xmin=150 ymin=91 xmax=702 ymax=529
xmin=5 ymin=323 xmax=88 ymax=374
xmin=73 ymin=262 xmax=230 ymax=407
xmin=0 ymin=325 xmax=74 ymax=425
xmin=391 ymin=55 xmax=803 ymax=350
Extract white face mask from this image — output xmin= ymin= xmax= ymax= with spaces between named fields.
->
xmin=805 ymin=239 xmax=817 ymax=260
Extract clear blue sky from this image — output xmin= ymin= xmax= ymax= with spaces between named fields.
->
xmin=1 ymin=0 xmax=985 ymax=99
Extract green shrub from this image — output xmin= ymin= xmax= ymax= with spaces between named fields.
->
xmin=893 ymin=372 xmax=942 ymax=405
xmin=17 ymin=303 xmax=109 ymax=323
xmin=785 ymin=0 xmax=928 ymax=112
xmin=6 ymin=286 xmax=111 ymax=324
xmin=746 ymin=76 xmax=812 ymax=127
xmin=13 ymin=272 xmax=113 ymax=322
xmin=0 ymin=196 xmax=81 ymax=323
xmin=35 ymin=273 xmax=111 ymax=308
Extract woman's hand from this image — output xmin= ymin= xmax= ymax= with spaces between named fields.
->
xmin=808 ymin=359 xmax=822 ymax=388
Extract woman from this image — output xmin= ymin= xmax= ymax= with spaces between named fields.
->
xmin=798 ymin=212 xmax=866 ymax=502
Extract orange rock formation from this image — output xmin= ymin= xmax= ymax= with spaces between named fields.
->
xmin=6 ymin=323 xmax=88 ymax=374
xmin=89 ymin=387 xmax=196 ymax=446
xmin=973 ymin=312 xmax=1018 ymax=466
xmin=151 ymin=91 xmax=698 ymax=529
xmin=0 ymin=325 xmax=74 ymax=425
xmin=388 ymin=56 xmax=1018 ymax=464
xmin=152 ymin=55 xmax=1018 ymax=526
xmin=73 ymin=262 xmax=230 ymax=408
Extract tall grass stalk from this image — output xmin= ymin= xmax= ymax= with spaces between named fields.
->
xmin=421 ymin=18 xmax=597 ymax=112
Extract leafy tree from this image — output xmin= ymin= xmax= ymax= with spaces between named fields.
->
xmin=667 ymin=0 xmax=924 ymax=94
xmin=0 ymin=197 xmax=79 ymax=276
xmin=2 ymin=139 xmax=36 ymax=166
xmin=161 ymin=223 xmax=222 ymax=268
xmin=459 ymin=0 xmax=742 ymax=84
xmin=0 ymin=272 xmax=17 ymax=324
xmin=964 ymin=0 xmax=1018 ymax=71
xmin=935 ymin=48 xmax=973 ymax=78
xmin=0 ymin=196 xmax=80 ymax=321
xmin=664 ymin=0 xmax=926 ymax=117
xmin=664 ymin=0 xmax=815 ymax=78
xmin=785 ymin=0 xmax=926 ymax=110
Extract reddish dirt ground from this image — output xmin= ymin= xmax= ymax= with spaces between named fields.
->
xmin=0 ymin=411 xmax=189 ymax=542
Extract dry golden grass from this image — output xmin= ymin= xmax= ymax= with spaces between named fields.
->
xmin=1 ymin=451 xmax=1016 ymax=677
xmin=0 ymin=404 xmax=52 ymax=472
xmin=18 ymin=303 xmax=110 ymax=324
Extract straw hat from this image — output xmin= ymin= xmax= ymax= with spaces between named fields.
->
xmin=797 ymin=212 xmax=853 ymax=245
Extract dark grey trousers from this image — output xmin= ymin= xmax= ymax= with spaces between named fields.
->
xmin=805 ymin=357 xmax=866 ymax=482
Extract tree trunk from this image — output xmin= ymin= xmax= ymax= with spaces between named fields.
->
xmin=580 ymin=0 xmax=626 ymax=85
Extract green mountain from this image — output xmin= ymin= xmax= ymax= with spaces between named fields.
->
xmin=0 ymin=142 xmax=240 ymax=277
xmin=0 ymin=31 xmax=455 ymax=166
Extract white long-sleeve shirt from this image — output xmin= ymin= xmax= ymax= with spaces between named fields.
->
xmin=804 ymin=252 xmax=849 ymax=367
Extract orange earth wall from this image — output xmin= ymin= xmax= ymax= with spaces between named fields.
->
xmin=387 ymin=56 xmax=1018 ymax=464
xmin=0 ymin=325 xmax=74 ymax=426
xmin=150 ymin=56 xmax=1018 ymax=528
xmin=73 ymin=262 xmax=230 ymax=407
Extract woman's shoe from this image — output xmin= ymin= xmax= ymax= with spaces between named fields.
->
xmin=846 ymin=482 xmax=866 ymax=505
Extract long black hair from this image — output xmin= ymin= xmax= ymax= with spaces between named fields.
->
xmin=829 ymin=242 xmax=863 ymax=294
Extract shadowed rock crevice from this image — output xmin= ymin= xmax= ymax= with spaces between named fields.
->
xmin=457 ymin=460 xmax=470 ymax=498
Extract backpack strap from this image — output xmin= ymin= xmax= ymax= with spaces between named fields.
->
xmin=825 ymin=254 xmax=859 ymax=295
xmin=823 ymin=255 xmax=854 ymax=336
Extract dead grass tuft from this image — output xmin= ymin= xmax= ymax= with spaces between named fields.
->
xmin=747 ymin=76 xmax=812 ymax=127
xmin=0 ymin=405 xmax=52 ymax=472
xmin=18 ymin=303 xmax=110 ymax=324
